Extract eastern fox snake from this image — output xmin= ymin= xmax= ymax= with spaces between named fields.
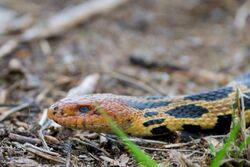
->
xmin=48 ymin=73 xmax=250 ymax=139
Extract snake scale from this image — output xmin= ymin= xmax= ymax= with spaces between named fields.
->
xmin=48 ymin=73 xmax=250 ymax=140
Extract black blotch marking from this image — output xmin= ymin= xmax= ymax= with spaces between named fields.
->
xmin=242 ymin=92 xmax=250 ymax=110
xmin=182 ymin=115 xmax=232 ymax=134
xmin=53 ymin=106 xmax=58 ymax=111
xmin=143 ymin=118 xmax=165 ymax=127
xmin=151 ymin=125 xmax=172 ymax=135
xmin=182 ymin=124 xmax=202 ymax=131
xmin=184 ymin=87 xmax=233 ymax=101
xmin=144 ymin=111 xmax=158 ymax=117
xmin=214 ymin=115 xmax=232 ymax=133
xmin=126 ymin=100 xmax=170 ymax=110
xmin=165 ymin=104 xmax=208 ymax=118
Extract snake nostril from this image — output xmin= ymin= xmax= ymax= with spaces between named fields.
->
xmin=53 ymin=106 xmax=59 ymax=111
xmin=53 ymin=111 xmax=56 ymax=115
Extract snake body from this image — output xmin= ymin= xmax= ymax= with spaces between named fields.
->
xmin=48 ymin=73 xmax=250 ymax=138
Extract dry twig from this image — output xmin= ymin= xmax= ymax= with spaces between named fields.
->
xmin=9 ymin=133 xmax=42 ymax=145
xmin=23 ymin=143 xmax=65 ymax=163
xmin=71 ymin=138 xmax=110 ymax=157
xmin=0 ymin=103 xmax=30 ymax=122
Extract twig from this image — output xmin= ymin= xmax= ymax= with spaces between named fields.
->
xmin=9 ymin=133 xmax=42 ymax=145
xmin=24 ymin=143 xmax=59 ymax=156
xmin=139 ymin=146 xmax=204 ymax=154
xmin=138 ymin=146 xmax=171 ymax=152
xmin=164 ymin=142 xmax=191 ymax=149
xmin=38 ymin=109 xmax=51 ymax=150
xmin=164 ymin=135 xmax=226 ymax=149
xmin=87 ymin=152 xmax=101 ymax=161
xmin=125 ymin=137 xmax=168 ymax=145
xmin=71 ymin=138 xmax=110 ymax=157
xmin=104 ymin=133 xmax=225 ymax=149
xmin=0 ymin=103 xmax=30 ymax=122
xmin=101 ymin=133 xmax=169 ymax=145
xmin=23 ymin=143 xmax=65 ymax=163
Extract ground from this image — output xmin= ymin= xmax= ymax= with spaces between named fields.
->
xmin=0 ymin=0 xmax=250 ymax=166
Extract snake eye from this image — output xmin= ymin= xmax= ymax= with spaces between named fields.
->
xmin=79 ymin=106 xmax=90 ymax=113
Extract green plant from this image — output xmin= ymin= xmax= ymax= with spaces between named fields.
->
xmin=210 ymin=88 xmax=250 ymax=167
xmin=95 ymin=102 xmax=158 ymax=167
xmin=209 ymin=123 xmax=240 ymax=167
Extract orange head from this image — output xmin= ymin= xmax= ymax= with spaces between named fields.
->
xmin=47 ymin=94 xmax=137 ymax=134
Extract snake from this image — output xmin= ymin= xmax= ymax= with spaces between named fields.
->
xmin=47 ymin=73 xmax=250 ymax=139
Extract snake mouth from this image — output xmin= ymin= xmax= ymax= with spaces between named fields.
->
xmin=51 ymin=115 xmax=85 ymax=129
xmin=48 ymin=102 xmax=86 ymax=129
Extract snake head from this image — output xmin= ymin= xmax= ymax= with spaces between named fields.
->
xmin=48 ymin=94 xmax=134 ymax=134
